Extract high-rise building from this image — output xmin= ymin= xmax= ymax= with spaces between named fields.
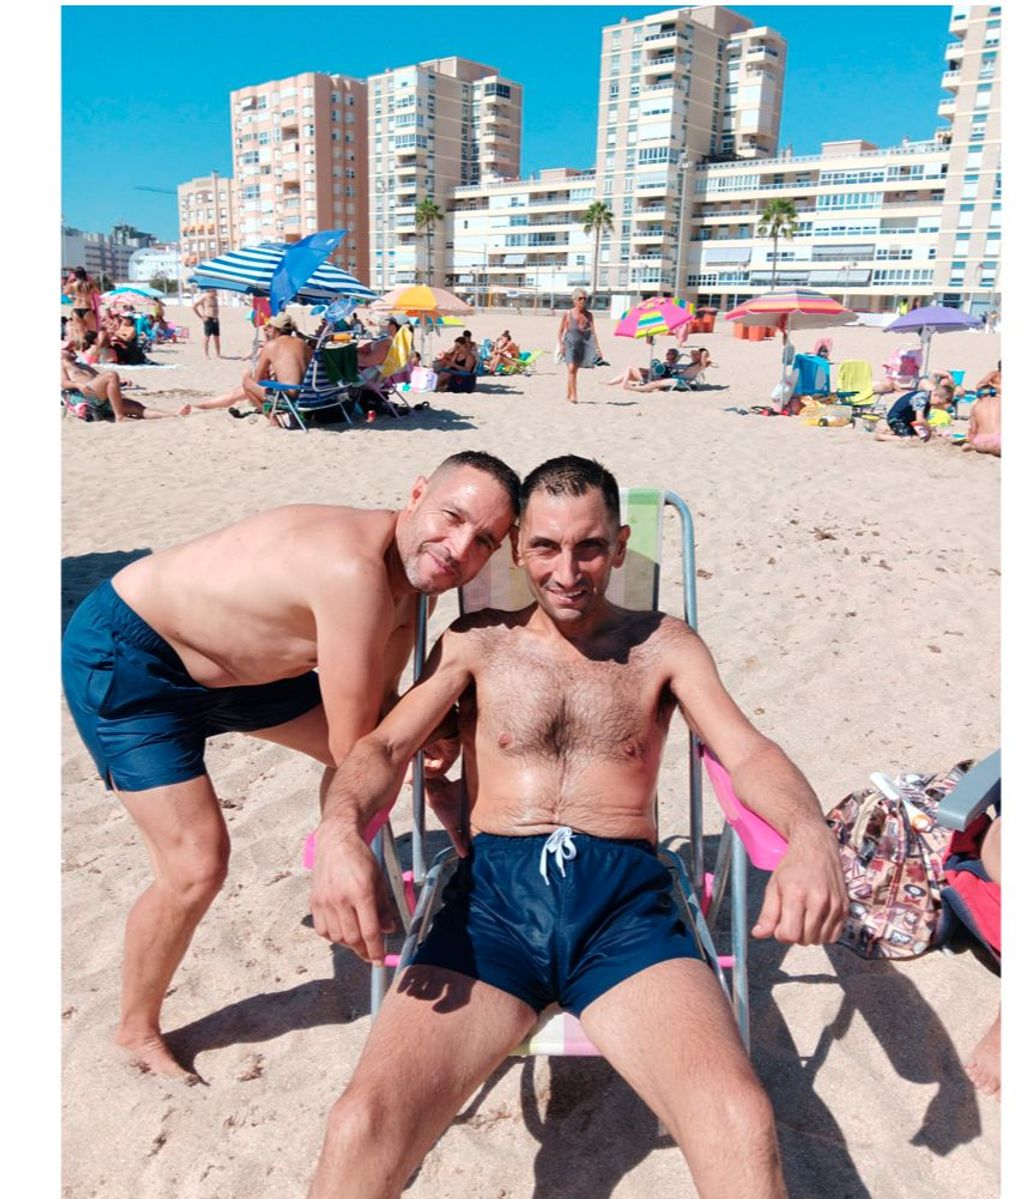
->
xmin=178 ymin=173 xmax=235 ymax=267
xmin=595 ymin=6 xmax=786 ymax=299
xmin=226 ymin=71 xmax=368 ymax=283
xmin=366 ymin=58 xmax=522 ymax=290
xmin=932 ymin=4 xmax=1001 ymax=311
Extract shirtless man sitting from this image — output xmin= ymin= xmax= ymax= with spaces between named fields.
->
xmin=308 ymin=455 xmax=848 ymax=1199
xmin=192 ymin=313 xmax=313 ymax=424
xmin=61 ymin=452 xmax=520 ymax=1079
xmin=61 ymin=345 xmax=186 ymax=421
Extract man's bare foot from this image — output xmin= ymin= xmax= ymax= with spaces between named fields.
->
xmin=178 ymin=404 xmax=192 ymax=416
xmin=965 ymin=1012 xmax=1000 ymax=1098
xmin=116 ymin=1029 xmax=198 ymax=1082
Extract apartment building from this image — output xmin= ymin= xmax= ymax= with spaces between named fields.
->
xmin=62 ymin=223 xmax=158 ymax=282
xmin=366 ymin=57 xmax=522 ymax=290
xmin=686 ymin=138 xmax=948 ymax=312
xmin=225 ymin=72 xmax=369 ymax=282
xmin=595 ymin=6 xmax=787 ymax=299
xmin=447 ymin=169 xmax=597 ymax=302
xmin=932 ymin=4 xmax=1001 ymax=309
xmin=178 ymin=173 xmax=235 ymax=267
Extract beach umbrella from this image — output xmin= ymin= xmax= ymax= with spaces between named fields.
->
xmin=190 ymin=242 xmax=377 ymax=304
xmin=102 ymin=285 xmax=164 ymax=301
xmin=269 ymin=229 xmax=347 ymax=315
xmin=885 ymin=305 xmax=982 ymax=374
xmin=614 ymin=297 xmax=695 ymax=364
xmin=376 ymin=284 xmax=474 ymax=352
xmin=725 ymin=288 xmax=854 ymax=408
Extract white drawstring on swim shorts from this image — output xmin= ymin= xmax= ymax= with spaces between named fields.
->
xmin=539 ymin=826 xmax=577 ymax=885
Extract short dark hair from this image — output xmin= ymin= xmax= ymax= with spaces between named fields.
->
xmin=933 ymin=382 xmax=955 ymax=400
xmin=74 ymin=266 xmax=87 ymax=281
xmin=520 ymin=455 xmax=620 ymax=526
xmin=435 ymin=451 xmax=521 ymax=517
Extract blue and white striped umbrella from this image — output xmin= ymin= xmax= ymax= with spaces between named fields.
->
xmin=190 ymin=242 xmax=377 ymax=304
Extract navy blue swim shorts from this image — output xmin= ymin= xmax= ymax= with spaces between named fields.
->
xmin=410 ymin=829 xmax=703 ymax=1016
xmin=61 ymin=580 xmax=322 ymax=793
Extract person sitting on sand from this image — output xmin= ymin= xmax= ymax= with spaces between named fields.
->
xmin=111 ymin=315 xmax=148 ymax=367
xmin=435 ymin=335 xmax=478 ymax=392
xmin=874 ymin=381 xmax=955 ymax=442
xmin=433 ymin=334 xmax=464 ymax=373
xmin=307 ymin=454 xmax=847 ymax=1199
xmin=61 ymin=452 xmax=520 ymax=1079
xmin=965 ymin=391 xmax=1000 ymax=457
xmin=191 ymin=312 xmax=312 ymax=425
xmin=626 ymin=347 xmax=715 ymax=393
xmin=61 ymin=345 xmax=187 ymax=422
xmin=604 ymin=347 xmax=682 ymax=391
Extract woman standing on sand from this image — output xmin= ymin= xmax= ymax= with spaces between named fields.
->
xmin=66 ymin=267 xmax=100 ymax=340
xmin=557 ymin=288 xmax=603 ymax=404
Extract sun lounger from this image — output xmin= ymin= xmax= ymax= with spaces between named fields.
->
xmin=358 ymin=489 xmax=788 ymax=1052
xmin=835 ymin=359 xmax=876 ymax=409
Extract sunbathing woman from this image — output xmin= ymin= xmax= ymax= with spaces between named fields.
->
xmin=627 ymin=347 xmax=715 ymax=392
xmin=486 ymin=331 xmax=520 ymax=373
xmin=604 ymin=347 xmax=681 ymax=391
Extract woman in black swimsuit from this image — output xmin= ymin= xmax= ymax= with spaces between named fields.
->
xmin=557 ymin=288 xmax=603 ymax=404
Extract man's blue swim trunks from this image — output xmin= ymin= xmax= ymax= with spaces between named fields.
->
xmin=410 ymin=829 xmax=703 ymax=1016
xmin=62 ymin=580 xmax=322 ymax=793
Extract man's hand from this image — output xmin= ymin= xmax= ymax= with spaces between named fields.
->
xmin=309 ymin=828 xmax=397 ymax=965
xmin=751 ymin=825 xmax=848 ymax=945
xmin=425 ymin=776 xmax=470 ymax=858
xmin=421 ymin=734 xmax=460 ymax=778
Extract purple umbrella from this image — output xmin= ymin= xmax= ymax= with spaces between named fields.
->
xmin=885 ymin=305 xmax=982 ymax=373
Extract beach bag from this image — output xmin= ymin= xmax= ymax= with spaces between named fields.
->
xmin=410 ymin=366 xmax=437 ymax=392
xmin=825 ymin=760 xmax=974 ymax=960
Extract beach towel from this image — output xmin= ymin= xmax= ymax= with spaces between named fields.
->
xmin=380 ymin=325 xmax=414 ymax=380
xmin=836 ymin=360 xmax=875 ymax=407
xmin=320 ymin=343 xmax=360 ymax=385
xmin=791 ymin=353 xmax=831 ymax=398
xmin=941 ymin=808 xmax=1000 ymax=958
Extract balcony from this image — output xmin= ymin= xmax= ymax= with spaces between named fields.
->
xmin=644 ymin=54 xmax=679 ymax=72
xmin=942 ymin=70 xmax=962 ymax=90
xmin=746 ymin=44 xmax=780 ymax=60
xmin=945 ymin=40 xmax=965 ymax=58
xmin=634 ymin=228 xmax=667 ymax=240
xmin=937 ymin=97 xmax=956 ymax=118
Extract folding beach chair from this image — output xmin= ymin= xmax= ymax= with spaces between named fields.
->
xmin=834 ymin=360 xmax=876 ymax=409
xmin=261 ymin=330 xmax=360 ymax=431
xmin=496 ymin=349 xmax=543 ymax=377
xmin=365 ymin=489 xmax=788 ymax=1052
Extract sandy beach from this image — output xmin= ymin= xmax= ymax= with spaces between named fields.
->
xmin=61 ymin=304 xmax=1000 ymax=1198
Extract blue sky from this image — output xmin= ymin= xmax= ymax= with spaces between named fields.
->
xmin=62 ymin=4 xmax=954 ymax=241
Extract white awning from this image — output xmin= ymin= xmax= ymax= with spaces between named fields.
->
xmin=704 ymin=247 xmax=752 ymax=265
xmin=503 ymin=254 xmax=527 ymax=266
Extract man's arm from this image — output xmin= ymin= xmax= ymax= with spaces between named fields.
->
xmin=666 ymin=624 xmax=847 ymax=945
xmin=311 ymin=624 xmax=474 ymax=962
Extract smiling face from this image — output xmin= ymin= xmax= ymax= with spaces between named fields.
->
xmin=397 ymin=466 xmax=516 ymax=594
xmin=516 ymin=487 xmax=629 ymax=630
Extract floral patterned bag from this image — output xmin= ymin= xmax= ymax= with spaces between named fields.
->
xmin=825 ymin=760 xmax=974 ymax=959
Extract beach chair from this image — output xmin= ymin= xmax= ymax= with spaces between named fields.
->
xmin=883 ymin=347 xmax=923 ymax=390
xmin=496 ymin=349 xmax=543 ymax=377
xmin=260 ymin=327 xmax=362 ymax=432
xmin=364 ymin=489 xmax=788 ymax=1052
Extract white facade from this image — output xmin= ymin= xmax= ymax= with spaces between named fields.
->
xmin=128 ymin=246 xmax=182 ymax=283
xmin=447 ymin=169 xmax=597 ymax=303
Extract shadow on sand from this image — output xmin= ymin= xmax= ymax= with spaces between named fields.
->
xmin=62 ymin=549 xmax=152 ymax=630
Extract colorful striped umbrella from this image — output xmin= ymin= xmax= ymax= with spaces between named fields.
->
xmin=615 ymin=296 xmax=695 ymax=340
xmin=726 ymin=288 xmax=853 ymax=408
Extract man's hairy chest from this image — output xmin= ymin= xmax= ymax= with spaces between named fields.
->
xmin=471 ymin=633 xmax=672 ymax=762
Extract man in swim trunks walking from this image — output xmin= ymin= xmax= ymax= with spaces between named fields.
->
xmin=62 ymin=452 xmax=519 ymax=1079
xmin=307 ymin=456 xmax=847 ymax=1198
xmin=191 ymin=289 xmax=222 ymax=358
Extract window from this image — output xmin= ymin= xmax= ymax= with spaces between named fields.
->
xmin=958 ymin=204 xmax=975 ymax=227
xmin=975 ymin=84 xmax=992 ymax=110
xmin=961 ymin=174 xmax=979 ymax=200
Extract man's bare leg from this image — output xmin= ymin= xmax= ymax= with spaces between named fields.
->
xmin=214 ymin=334 xmax=223 ymax=358
xmin=114 ymin=774 xmax=231 ymax=1079
xmin=309 ymin=967 xmax=536 ymax=1198
xmin=581 ymin=959 xmax=786 ymax=1199
xmin=86 ymin=375 xmax=183 ymax=420
xmin=247 ymin=704 xmax=336 ymax=808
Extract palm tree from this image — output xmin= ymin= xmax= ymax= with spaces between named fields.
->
xmin=581 ymin=201 xmax=615 ymax=298
xmin=414 ymin=197 xmax=444 ymax=286
xmin=756 ymin=198 xmax=798 ymax=289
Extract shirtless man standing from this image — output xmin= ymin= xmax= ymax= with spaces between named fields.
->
xmin=61 ymin=345 xmax=187 ymax=421
xmin=191 ymin=313 xmax=312 ymax=423
xmin=308 ymin=456 xmax=848 ymax=1199
xmin=61 ymin=452 xmax=519 ymax=1079
xmin=191 ymin=289 xmax=221 ymax=358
